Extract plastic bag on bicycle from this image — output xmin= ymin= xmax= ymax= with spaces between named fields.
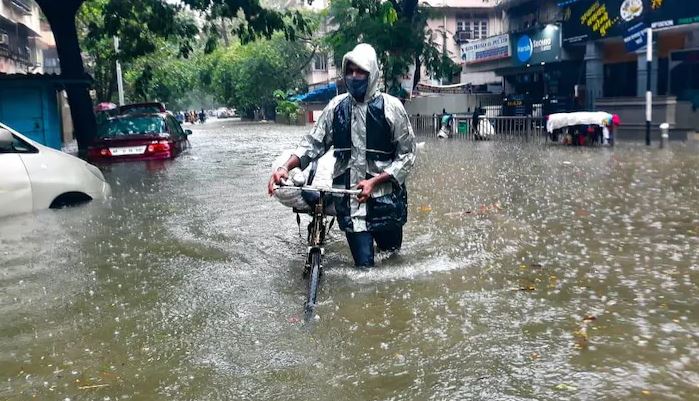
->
xmin=271 ymin=150 xmax=337 ymax=215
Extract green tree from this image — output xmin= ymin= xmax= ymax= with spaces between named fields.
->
xmin=76 ymin=0 xmax=198 ymax=104
xmin=326 ymin=0 xmax=460 ymax=97
xmin=35 ymin=0 xmax=312 ymax=152
xmin=211 ymin=35 xmax=311 ymax=119
xmin=125 ymin=50 xmax=200 ymax=110
xmin=274 ymin=89 xmax=301 ymax=124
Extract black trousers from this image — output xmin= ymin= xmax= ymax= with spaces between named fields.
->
xmin=345 ymin=227 xmax=402 ymax=267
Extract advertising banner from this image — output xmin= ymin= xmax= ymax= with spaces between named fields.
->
xmin=562 ymin=0 xmax=699 ymax=44
xmin=460 ymin=34 xmax=511 ymax=64
xmin=511 ymin=25 xmax=562 ymax=65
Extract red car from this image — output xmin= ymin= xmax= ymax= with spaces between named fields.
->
xmin=87 ymin=113 xmax=191 ymax=162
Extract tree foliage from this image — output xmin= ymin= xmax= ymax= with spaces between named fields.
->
xmin=210 ymin=35 xmax=311 ymax=118
xmin=326 ymin=0 xmax=460 ymax=96
xmin=36 ymin=0 xmax=314 ymax=150
xmin=274 ymin=89 xmax=301 ymax=124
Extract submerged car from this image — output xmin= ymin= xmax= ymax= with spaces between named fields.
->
xmin=87 ymin=113 xmax=191 ymax=163
xmin=0 ymin=123 xmax=111 ymax=219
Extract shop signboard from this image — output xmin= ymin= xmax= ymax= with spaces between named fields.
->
xmin=460 ymin=34 xmax=511 ymax=64
xmin=623 ymin=21 xmax=648 ymax=52
xmin=502 ymin=94 xmax=533 ymax=116
xmin=562 ymin=0 xmax=699 ymax=44
xmin=511 ymin=25 xmax=562 ymax=66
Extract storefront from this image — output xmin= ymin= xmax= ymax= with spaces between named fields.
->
xmin=462 ymin=24 xmax=577 ymax=93
xmin=561 ymin=0 xmax=699 ymax=106
xmin=499 ymin=24 xmax=586 ymax=114
xmin=460 ymin=23 xmax=583 ymax=113
xmin=502 ymin=25 xmax=579 ymax=99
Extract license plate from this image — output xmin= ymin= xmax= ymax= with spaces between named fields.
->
xmin=110 ymin=146 xmax=146 ymax=155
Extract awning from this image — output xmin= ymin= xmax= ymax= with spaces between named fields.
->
xmin=290 ymin=82 xmax=338 ymax=103
xmin=17 ymin=22 xmax=40 ymax=38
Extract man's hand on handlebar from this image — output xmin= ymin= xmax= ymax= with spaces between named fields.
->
xmin=356 ymin=179 xmax=375 ymax=204
xmin=268 ymin=155 xmax=301 ymax=196
xmin=268 ymin=167 xmax=289 ymax=196
xmin=356 ymin=172 xmax=392 ymax=204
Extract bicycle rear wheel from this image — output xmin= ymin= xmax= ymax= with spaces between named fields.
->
xmin=304 ymin=250 xmax=322 ymax=318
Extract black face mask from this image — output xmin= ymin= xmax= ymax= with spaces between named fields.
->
xmin=346 ymin=76 xmax=369 ymax=102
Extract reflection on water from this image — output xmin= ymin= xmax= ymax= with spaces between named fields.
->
xmin=1 ymin=119 xmax=697 ymax=400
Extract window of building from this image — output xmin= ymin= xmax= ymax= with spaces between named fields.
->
xmin=313 ymin=53 xmax=327 ymax=71
xmin=456 ymin=14 xmax=488 ymax=40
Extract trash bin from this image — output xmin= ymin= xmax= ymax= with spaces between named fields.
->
xmin=458 ymin=121 xmax=468 ymax=134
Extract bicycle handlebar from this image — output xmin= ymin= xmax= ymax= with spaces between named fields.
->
xmin=273 ymin=184 xmax=361 ymax=196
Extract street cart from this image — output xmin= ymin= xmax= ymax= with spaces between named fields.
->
xmin=546 ymin=112 xmax=620 ymax=146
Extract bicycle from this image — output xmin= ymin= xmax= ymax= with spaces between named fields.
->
xmin=273 ymin=184 xmax=360 ymax=319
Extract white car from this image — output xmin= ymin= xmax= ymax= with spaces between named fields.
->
xmin=215 ymin=107 xmax=235 ymax=118
xmin=0 ymin=123 xmax=112 ymax=219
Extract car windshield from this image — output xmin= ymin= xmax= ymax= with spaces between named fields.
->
xmin=98 ymin=116 xmax=167 ymax=138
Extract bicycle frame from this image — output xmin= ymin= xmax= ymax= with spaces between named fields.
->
xmin=273 ymin=184 xmax=360 ymax=317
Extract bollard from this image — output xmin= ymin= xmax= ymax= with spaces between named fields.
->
xmin=659 ymin=123 xmax=669 ymax=148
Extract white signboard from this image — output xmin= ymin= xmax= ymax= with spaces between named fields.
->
xmin=460 ymin=34 xmax=511 ymax=64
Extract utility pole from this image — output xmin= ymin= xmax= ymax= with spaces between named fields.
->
xmin=645 ymin=27 xmax=652 ymax=146
xmin=114 ymin=36 xmax=125 ymax=106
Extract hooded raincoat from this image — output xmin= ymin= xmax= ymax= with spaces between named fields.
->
xmin=292 ymin=44 xmax=416 ymax=232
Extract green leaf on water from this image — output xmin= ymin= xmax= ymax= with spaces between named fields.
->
xmin=555 ymin=383 xmax=578 ymax=391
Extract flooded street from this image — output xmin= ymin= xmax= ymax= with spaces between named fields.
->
xmin=1 ymin=118 xmax=698 ymax=400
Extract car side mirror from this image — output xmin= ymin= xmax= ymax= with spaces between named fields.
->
xmin=185 ymin=129 xmax=192 ymax=136
xmin=0 ymin=128 xmax=14 ymax=152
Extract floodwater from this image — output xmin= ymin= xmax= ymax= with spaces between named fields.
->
xmin=1 ymin=119 xmax=697 ymax=401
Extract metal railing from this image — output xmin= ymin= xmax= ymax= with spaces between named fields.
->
xmin=409 ymin=115 xmax=436 ymax=136
xmin=410 ymin=114 xmax=548 ymax=143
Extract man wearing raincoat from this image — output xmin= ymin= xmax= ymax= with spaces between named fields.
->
xmin=268 ymin=43 xmax=416 ymax=268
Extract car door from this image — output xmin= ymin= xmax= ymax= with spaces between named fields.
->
xmin=0 ymin=141 xmax=33 ymax=218
xmin=166 ymin=116 xmax=187 ymax=152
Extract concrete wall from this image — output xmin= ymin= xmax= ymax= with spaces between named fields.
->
xmin=596 ymin=96 xmax=696 ymax=141
xmin=403 ymin=93 xmax=501 ymax=115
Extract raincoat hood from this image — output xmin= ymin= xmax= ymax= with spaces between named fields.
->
xmin=342 ymin=43 xmax=380 ymax=103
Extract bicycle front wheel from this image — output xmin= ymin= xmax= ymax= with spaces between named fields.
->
xmin=304 ymin=250 xmax=322 ymax=317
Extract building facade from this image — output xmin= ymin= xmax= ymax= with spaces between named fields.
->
xmin=0 ymin=0 xmax=44 ymax=74
xmin=560 ymin=0 xmax=699 ymax=106
xmin=1 ymin=0 xmax=69 ymax=148
xmin=459 ymin=0 xmax=581 ymax=106
xmin=456 ymin=0 xmax=698 ymax=133
xmin=423 ymin=0 xmax=504 ymax=87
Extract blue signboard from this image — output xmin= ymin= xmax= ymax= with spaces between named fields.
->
xmin=623 ymin=21 xmax=648 ymax=52
xmin=516 ymin=35 xmax=534 ymax=63
xmin=511 ymin=25 xmax=562 ymax=65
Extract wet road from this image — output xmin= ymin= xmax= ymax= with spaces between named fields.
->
xmin=1 ymin=118 xmax=698 ymax=400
